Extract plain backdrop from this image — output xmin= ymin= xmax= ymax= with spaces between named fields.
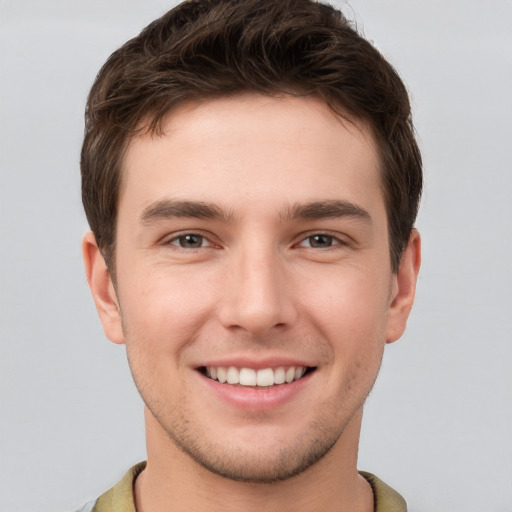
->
xmin=1 ymin=1 xmax=511 ymax=511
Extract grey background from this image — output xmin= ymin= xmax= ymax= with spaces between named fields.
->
xmin=1 ymin=1 xmax=511 ymax=511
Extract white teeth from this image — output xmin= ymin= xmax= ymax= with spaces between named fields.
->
xmin=256 ymin=368 xmax=274 ymax=387
xmin=217 ymin=367 xmax=227 ymax=383
xmin=226 ymin=366 xmax=239 ymax=384
xmin=205 ymin=365 xmax=309 ymax=387
xmin=285 ymin=367 xmax=295 ymax=383
xmin=239 ymin=368 xmax=256 ymax=386
xmin=274 ymin=367 xmax=286 ymax=385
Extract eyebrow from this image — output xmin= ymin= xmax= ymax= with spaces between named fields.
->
xmin=139 ymin=198 xmax=371 ymax=225
xmin=140 ymin=199 xmax=234 ymax=224
xmin=283 ymin=200 xmax=372 ymax=223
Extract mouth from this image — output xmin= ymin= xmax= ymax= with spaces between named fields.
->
xmin=198 ymin=365 xmax=316 ymax=388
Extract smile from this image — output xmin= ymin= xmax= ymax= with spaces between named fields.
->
xmin=200 ymin=366 xmax=314 ymax=387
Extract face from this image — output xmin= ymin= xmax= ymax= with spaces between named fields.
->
xmin=85 ymin=94 xmax=419 ymax=483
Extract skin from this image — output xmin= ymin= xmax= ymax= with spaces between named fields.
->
xmin=83 ymin=93 xmax=420 ymax=512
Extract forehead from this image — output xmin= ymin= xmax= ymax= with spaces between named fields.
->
xmin=120 ymin=93 xmax=383 ymax=220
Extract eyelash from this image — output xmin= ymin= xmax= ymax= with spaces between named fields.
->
xmin=166 ymin=232 xmax=214 ymax=249
xmin=164 ymin=231 xmax=347 ymax=250
xmin=297 ymin=233 xmax=346 ymax=249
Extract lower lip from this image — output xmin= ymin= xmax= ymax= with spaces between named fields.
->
xmin=198 ymin=371 xmax=313 ymax=411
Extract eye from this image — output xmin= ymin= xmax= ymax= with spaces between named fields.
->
xmin=168 ymin=233 xmax=210 ymax=249
xmin=298 ymin=234 xmax=339 ymax=249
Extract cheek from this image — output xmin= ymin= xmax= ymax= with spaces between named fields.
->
xmin=119 ymin=270 xmax=216 ymax=406
xmin=303 ymin=265 xmax=391 ymax=336
xmin=117 ymin=264 xmax=219 ymax=357
xmin=301 ymin=265 xmax=390 ymax=384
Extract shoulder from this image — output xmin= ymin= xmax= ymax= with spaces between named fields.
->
xmin=73 ymin=462 xmax=146 ymax=512
xmin=359 ymin=471 xmax=407 ymax=512
xmin=73 ymin=499 xmax=97 ymax=512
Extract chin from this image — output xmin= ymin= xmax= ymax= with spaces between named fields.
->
xmin=158 ymin=412 xmax=346 ymax=484
xmin=181 ymin=440 xmax=340 ymax=483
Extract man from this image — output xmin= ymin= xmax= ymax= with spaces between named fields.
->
xmin=79 ymin=0 xmax=422 ymax=510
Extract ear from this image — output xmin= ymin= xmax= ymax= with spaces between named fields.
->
xmin=385 ymin=229 xmax=421 ymax=344
xmin=82 ymin=231 xmax=125 ymax=344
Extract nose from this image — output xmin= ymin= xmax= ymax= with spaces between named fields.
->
xmin=217 ymin=245 xmax=297 ymax=337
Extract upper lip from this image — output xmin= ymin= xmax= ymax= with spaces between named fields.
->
xmin=196 ymin=356 xmax=315 ymax=370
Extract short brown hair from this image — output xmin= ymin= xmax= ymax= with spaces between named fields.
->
xmin=81 ymin=0 xmax=422 ymax=273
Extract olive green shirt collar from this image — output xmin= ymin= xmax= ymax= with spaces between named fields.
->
xmin=93 ymin=462 xmax=407 ymax=512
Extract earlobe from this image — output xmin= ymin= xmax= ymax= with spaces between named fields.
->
xmin=82 ymin=231 xmax=125 ymax=344
xmin=386 ymin=229 xmax=421 ymax=344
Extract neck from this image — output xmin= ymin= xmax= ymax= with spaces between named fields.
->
xmin=135 ymin=407 xmax=373 ymax=512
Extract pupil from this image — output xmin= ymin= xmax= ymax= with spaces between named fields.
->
xmin=180 ymin=234 xmax=202 ymax=248
xmin=311 ymin=235 xmax=332 ymax=247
